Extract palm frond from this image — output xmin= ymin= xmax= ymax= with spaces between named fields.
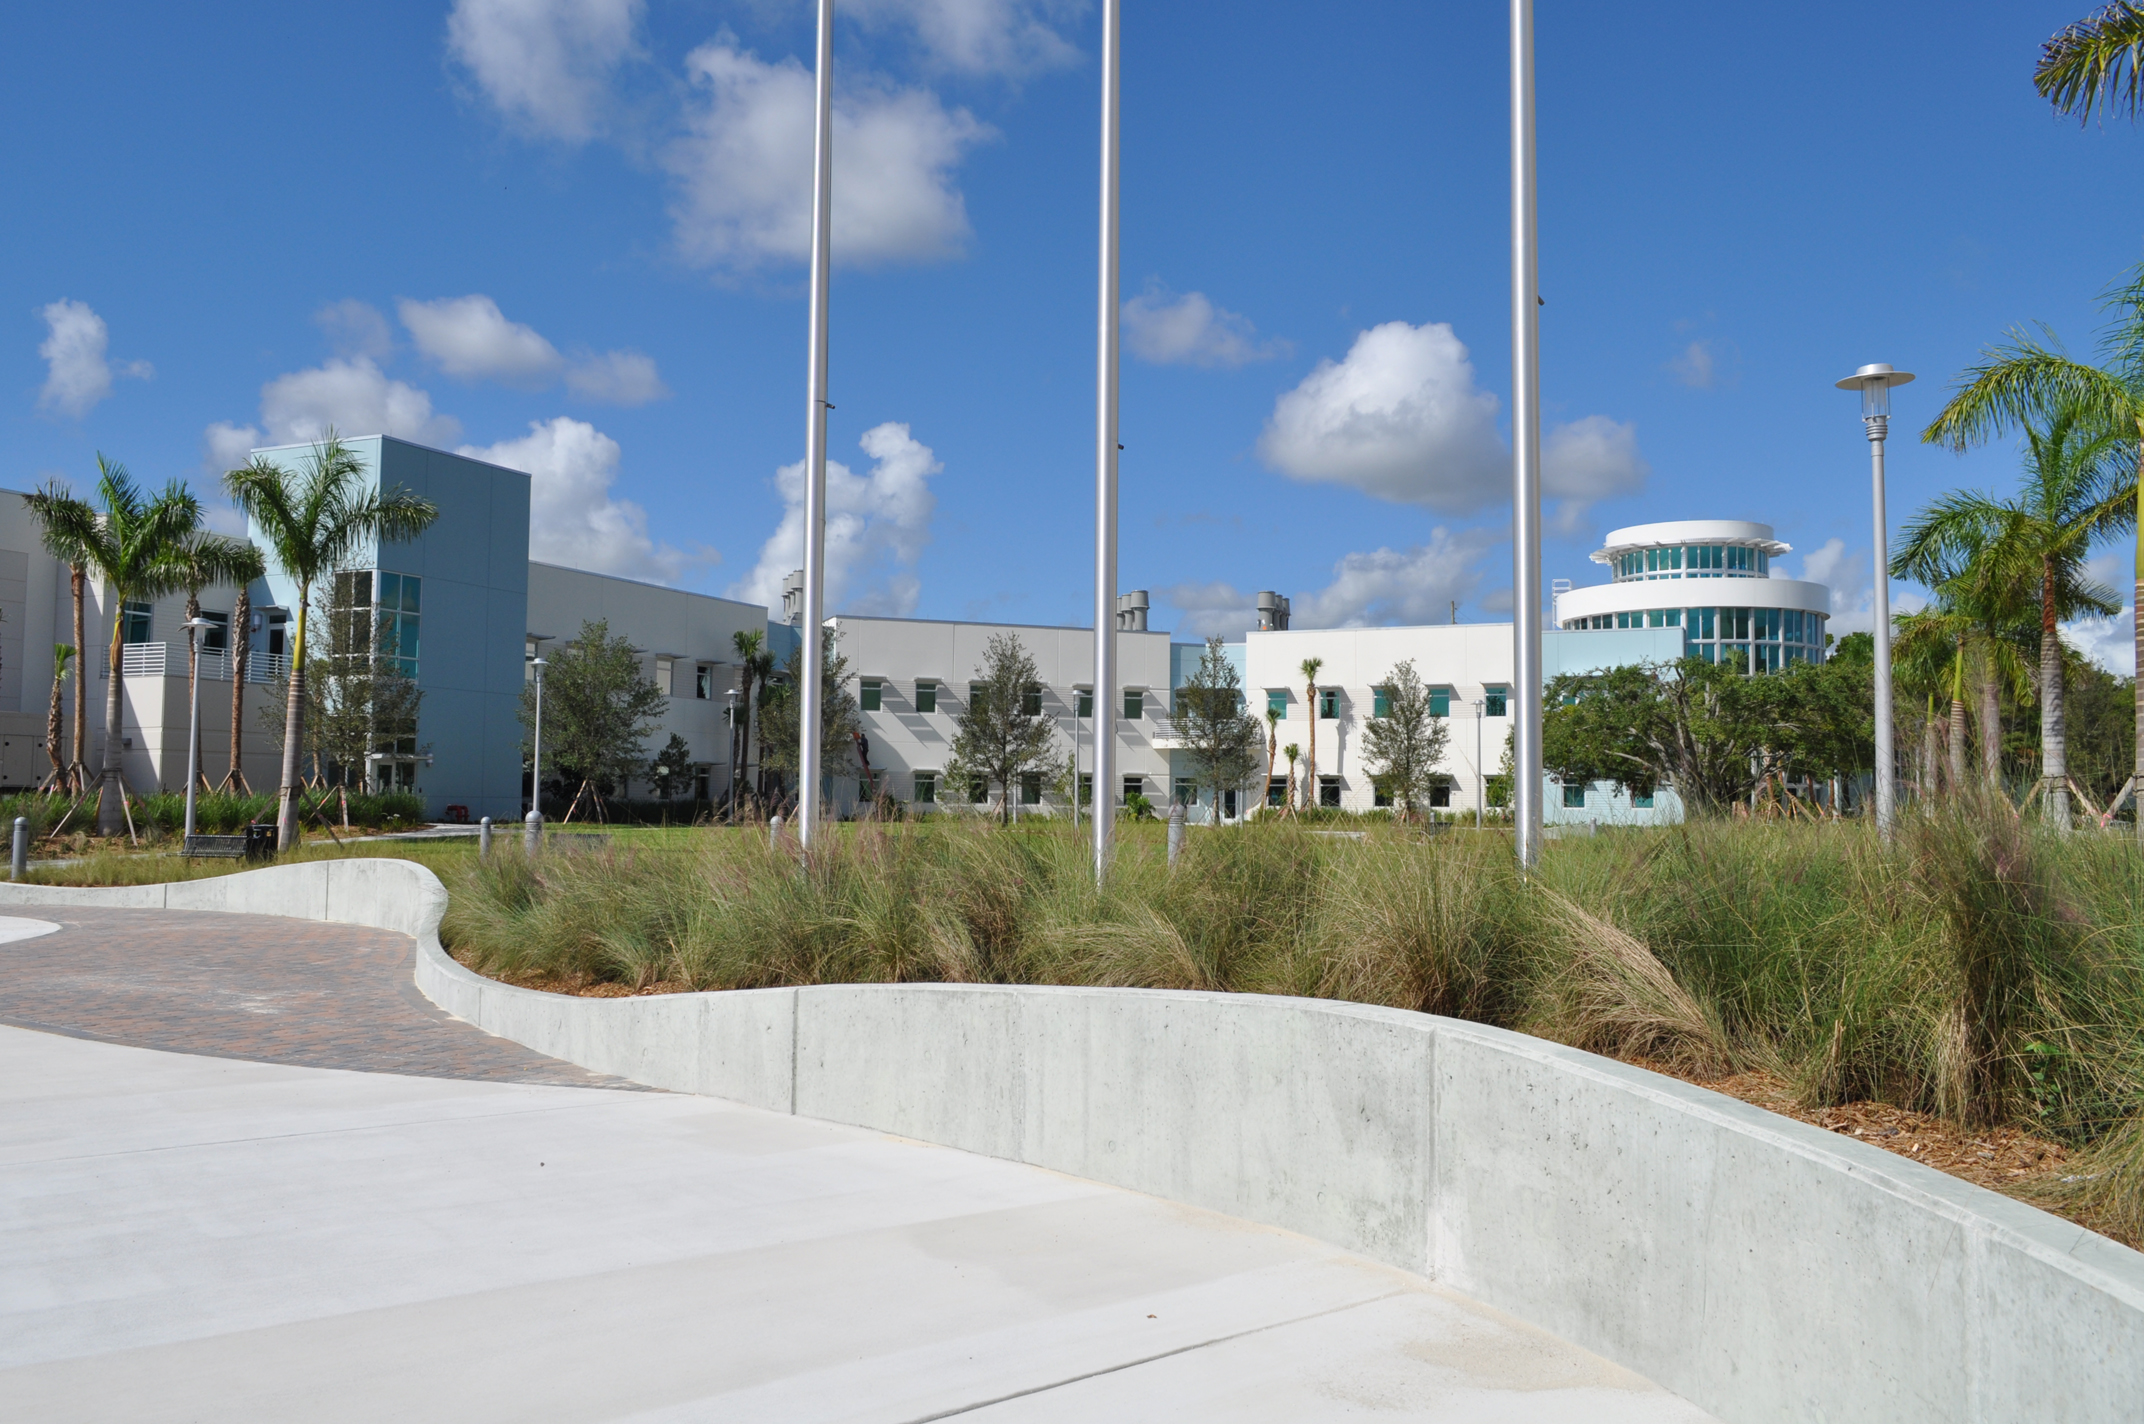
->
xmin=2038 ymin=2 xmax=2144 ymax=123
xmin=1919 ymin=338 xmax=2137 ymax=451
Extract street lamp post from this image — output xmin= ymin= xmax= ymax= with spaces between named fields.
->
xmin=796 ymin=0 xmax=835 ymax=850
xmin=181 ymin=616 xmax=215 ymax=841
xmin=529 ymin=656 xmax=547 ymax=824
xmin=1836 ymin=363 xmax=1915 ymax=839
xmin=1092 ymin=0 xmax=1122 ymax=883
xmin=725 ymin=685 xmax=740 ymax=821
xmin=1473 ymin=697 xmax=1485 ymax=830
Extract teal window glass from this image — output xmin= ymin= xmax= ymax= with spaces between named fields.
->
xmin=1428 ymin=686 xmax=1451 ymax=717
xmin=1562 ymin=783 xmax=1587 ymax=808
xmin=1633 ymin=790 xmax=1654 ymax=808
xmin=120 ymin=600 xmax=153 ymax=643
xmin=1372 ymin=686 xmax=1391 ymax=718
xmin=1076 ymin=687 xmax=1092 ymax=718
xmin=1124 ymin=689 xmax=1143 ymax=719
xmin=1318 ymin=688 xmax=1338 ymax=719
xmin=1485 ymin=686 xmax=1507 ymax=717
xmin=860 ymin=679 xmax=882 ymax=712
xmin=912 ymin=772 xmax=937 ymax=804
xmin=1266 ymin=777 xmax=1287 ymax=806
xmin=915 ymin=680 xmax=937 ymax=713
xmin=1174 ymin=778 xmax=1198 ymax=806
xmin=1267 ymin=689 xmax=1287 ymax=717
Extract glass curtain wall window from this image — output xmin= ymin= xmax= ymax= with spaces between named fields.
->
xmin=120 ymin=600 xmax=153 ymax=644
xmin=1267 ymin=689 xmax=1287 ymax=717
xmin=335 ymin=570 xmax=422 ymax=677
xmin=1485 ymin=686 xmax=1508 ymax=716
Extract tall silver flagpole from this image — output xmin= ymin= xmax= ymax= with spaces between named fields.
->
xmin=798 ymin=0 xmax=834 ymax=849
xmin=1092 ymin=0 xmax=1121 ymax=882
xmin=1509 ymin=0 xmax=1543 ymax=871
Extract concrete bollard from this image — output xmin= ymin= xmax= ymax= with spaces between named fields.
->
xmin=9 ymin=816 xmax=24 ymax=881
xmin=769 ymin=813 xmax=784 ymax=851
xmin=478 ymin=816 xmax=493 ymax=859
xmin=524 ymin=810 xmax=543 ymax=855
xmin=1166 ymin=800 xmax=1185 ymax=868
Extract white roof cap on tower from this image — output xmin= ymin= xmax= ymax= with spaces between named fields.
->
xmin=1591 ymin=520 xmax=1790 ymax=564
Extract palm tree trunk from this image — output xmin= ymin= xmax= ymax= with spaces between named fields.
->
xmin=2133 ymin=563 xmax=2142 ymax=842
xmin=1979 ymin=664 xmax=2002 ymax=791
xmin=45 ymin=662 xmax=66 ymax=788
xmin=185 ymin=591 xmax=203 ymax=793
xmin=70 ymin=565 xmax=87 ymax=794
xmin=1948 ymin=696 xmax=1966 ymax=793
xmin=276 ymin=601 xmax=309 ymax=850
xmin=2041 ymin=561 xmax=2070 ymax=830
xmin=227 ymin=584 xmax=250 ymax=792
xmin=97 ymin=613 xmax=126 ymax=836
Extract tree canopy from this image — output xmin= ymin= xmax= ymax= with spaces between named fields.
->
xmin=521 ymin=619 xmax=666 ymax=802
xmin=1359 ymin=658 xmax=1451 ymax=821
xmin=945 ymin=631 xmax=1056 ymax=824
xmin=1173 ymin=637 xmax=1262 ymax=817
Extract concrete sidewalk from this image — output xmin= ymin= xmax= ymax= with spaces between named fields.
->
xmin=0 ymin=1023 xmax=1716 ymax=1422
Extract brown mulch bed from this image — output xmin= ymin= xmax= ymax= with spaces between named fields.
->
xmin=451 ymin=950 xmax=2129 ymax=1248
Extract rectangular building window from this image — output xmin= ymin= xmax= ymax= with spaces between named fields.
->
xmin=1022 ymin=684 xmax=1043 ymax=716
xmin=1373 ymin=781 xmax=1392 ymax=808
xmin=373 ymin=571 xmax=421 ymax=677
xmin=1372 ymin=686 xmax=1391 ymax=718
xmin=696 ymin=664 xmax=715 ymax=700
xmin=913 ymin=772 xmax=937 ymax=804
xmin=1485 ymin=686 xmax=1507 ymax=717
xmin=120 ymin=600 xmax=153 ymax=644
xmin=1076 ymin=687 xmax=1093 ymax=718
xmin=915 ymin=680 xmax=937 ymax=713
xmin=1429 ymin=781 xmax=1452 ymax=808
xmin=1633 ymin=790 xmax=1655 ymax=808
xmin=969 ymin=682 xmax=988 ymax=711
xmin=1319 ymin=775 xmax=1341 ymax=808
xmin=1021 ymin=772 xmax=1043 ymax=805
xmin=1173 ymin=777 xmax=1198 ymax=806
xmin=198 ymin=611 xmax=229 ymax=652
xmin=1267 ymin=777 xmax=1287 ymax=807
xmin=1123 ymin=775 xmax=1143 ymax=802
xmin=1318 ymin=688 xmax=1338 ymax=719
xmin=1429 ymin=686 xmax=1451 ymax=718
xmin=1124 ymin=689 xmax=1143 ymax=719
xmin=1078 ymin=772 xmax=1093 ymax=805
xmin=654 ymin=656 xmax=675 ymax=696
xmin=1267 ymin=688 xmax=1287 ymax=717
xmin=860 ymin=678 xmax=882 ymax=712
xmin=970 ymin=775 xmax=989 ymax=804
xmin=1562 ymin=783 xmax=1587 ymax=808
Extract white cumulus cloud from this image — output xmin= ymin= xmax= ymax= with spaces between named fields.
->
xmin=202 ymin=422 xmax=263 ymax=473
xmin=461 ymin=417 xmax=686 ymax=582
xmin=1122 ymin=283 xmax=1286 ymax=368
xmin=36 ymin=299 xmax=151 ymax=418
xmin=1289 ymin=529 xmax=1503 ymax=629
xmin=665 ymin=42 xmax=990 ymax=273
xmin=1154 ymin=581 xmax=1261 ymax=640
xmin=1796 ymin=537 xmax=1925 ymax=637
xmin=732 ymin=422 xmax=940 ymax=616
xmin=315 ymin=299 xmax=394 ymax=360
xmin=257 ymin=358 xmax=462 ymax=446
xmin=1259 ymin=320 xmax=1646 ymax=533
xmin=398 ymin=294 xmax=668 ymax=404
xmin=844 ymin=0 xmax=1082 ymax=75
xmin=446 ymin=0 xmax=642 ymax=142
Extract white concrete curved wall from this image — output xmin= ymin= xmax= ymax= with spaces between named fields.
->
xmin=5 ymin=860 xmax=2140 ymax=1423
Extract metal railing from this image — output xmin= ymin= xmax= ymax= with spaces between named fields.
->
xmin=103 ymin=643 xmax=289 ymax=682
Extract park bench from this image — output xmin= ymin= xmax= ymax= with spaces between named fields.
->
xmin=183 ymin=823 xmax=277 ymax=861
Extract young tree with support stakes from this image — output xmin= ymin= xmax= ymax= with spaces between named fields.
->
xmin=1361 ymin=659 xmax=1451 ymax=823
xmin=1299 ymin=657 xmax=1323 ymax=810
xmin=519 ymin=619 xmax=666 ymax=822
xmin=1174 ymin=636 xmax=1261 ymax=822
xmin=27 ymin=459 xmax=205 ymax=836
xmin=224 ymin=433 xmax=438 ymax=850
xmin=945 ymin=632 xmax=1055 ymax=826
xmin=758 ymin=629 xmax=860 ymax=811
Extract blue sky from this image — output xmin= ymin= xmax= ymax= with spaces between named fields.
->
xmin=3 ymin=1 xmax=2140 ymax=666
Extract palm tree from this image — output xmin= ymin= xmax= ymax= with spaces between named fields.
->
xmin=24 ymin=480 xmax=97 ymax=794
xmin=1263 ymin=703 xmax=1280 ymax=815
xmin=27 ymin=461 xmax=205 ymax=834
xmin=1904 ymin=399 xmax=2132 ymax=828
xmin=1299 ymin=657 xmax=1323 ymax=810
xmin=219 ymin=542 xmax=269 ymax=792
xmin=171 ymin=534 xmax=265 ymax=795
xmin=43 ymin=645 xmax=72 ymax=791
xmin=2037 ymin=4 xmax=2144 ymax=121
xmin=1892 ymin=524 xmax=2039 ymax=793
xmin=1282 ymin=743 xmax=1301 ymax=818
xmin=224 ymin=434 xmax=438 ymax=849
xmin=729 ymin=627 xmax=766 ymax=814
xmin=1893 ymin=607 xmax=1974 ymax=794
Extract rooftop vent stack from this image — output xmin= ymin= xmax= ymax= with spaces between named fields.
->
xmin=1255 ymin=591 xmax=1290 ymax=631
xmin=1550 ymin=579 xmax=1572 ymax=628
xmin=781 ymin=569 xmax=805 ymax=627
xmin=1115 ymin=590 xmax=1149 ymax=632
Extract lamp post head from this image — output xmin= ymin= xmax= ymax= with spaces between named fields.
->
xmin=1835 ymin=363 xmax=1915 ymax=421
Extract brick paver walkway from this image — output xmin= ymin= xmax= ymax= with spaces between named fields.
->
xmin=0 ymin=907 xmax=639 ymax=1088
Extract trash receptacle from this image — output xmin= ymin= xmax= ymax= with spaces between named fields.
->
xmin=243 ymin=823 xmax=277 ymax=861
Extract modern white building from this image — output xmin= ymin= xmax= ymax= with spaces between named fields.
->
xmin=1555 ymin=520 xmax=1833 ymax=671
xmin=1240 ymin=624 xmax=1687 ymax=823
